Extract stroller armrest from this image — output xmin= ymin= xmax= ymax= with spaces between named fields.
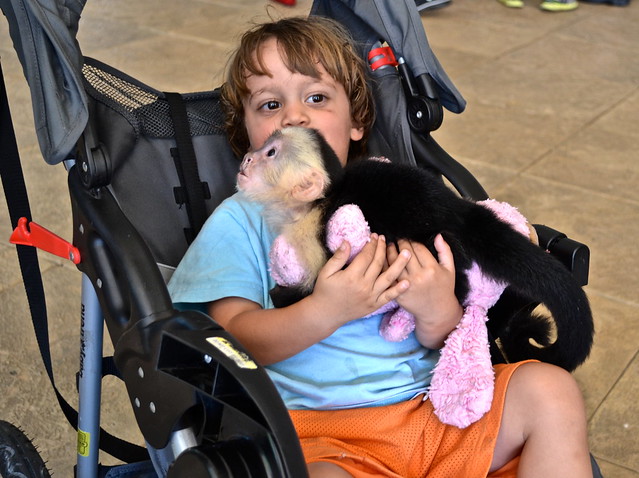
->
xmin=533 ymin=224 xmax=590 ymax=287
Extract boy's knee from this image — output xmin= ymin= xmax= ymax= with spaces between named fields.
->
xmin=509 ymin=362 xmax=586 ymax=420
xmin=308 ymin=461 xmax=354 ymax=478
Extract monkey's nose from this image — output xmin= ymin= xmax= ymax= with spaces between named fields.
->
xmin=240 ymin=155 xmax=252 ymax=172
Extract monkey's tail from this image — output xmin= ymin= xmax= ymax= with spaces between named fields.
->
xmin=497 ymin=306 xmax=557 ymax=362
xmin=503 ymin=253 xmax=594 ymax=371
xmin=462 ymin=208 xmax=594 ymax=372
xmin=501 ymin=274 xmax=594 ymax=371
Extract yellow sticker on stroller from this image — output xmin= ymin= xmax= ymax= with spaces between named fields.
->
xmin=206 ymin=337 xmax=258 ymax=370
xmin=77 ymin=429 xmax=90 ymax=457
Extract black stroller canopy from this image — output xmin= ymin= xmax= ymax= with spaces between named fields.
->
xmin=0 ymin=0 xmax=464 ymax=166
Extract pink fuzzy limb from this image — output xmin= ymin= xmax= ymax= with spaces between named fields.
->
xmin=326 ymin=205 xmax=415 ymax=340
xmin=327 ymin=204 xmax=416 ymax=341
xmin=269 ymin=235 xmax=309 ymax=286
xmin=326 ymin=204 xmax=371 ymax=261
xmin=379 ymin=307 xmax=416 ymax=342
xmin=429 ymin=262 xmax=507 ymax=428
xmin=429 ymin=200 xmax=530 ymax=428
xmin=478 ymin=199 xmax=530 ymax=237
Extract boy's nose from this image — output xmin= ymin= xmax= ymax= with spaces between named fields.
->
xmin=282 ymin=104 xmax=309 ymax=127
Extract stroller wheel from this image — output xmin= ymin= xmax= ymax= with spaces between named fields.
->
xmin=0 ymin=420 xmax=51 ymax=478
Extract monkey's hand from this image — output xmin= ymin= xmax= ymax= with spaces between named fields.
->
xmin=269 ymin=284 xmax=308 ymax=309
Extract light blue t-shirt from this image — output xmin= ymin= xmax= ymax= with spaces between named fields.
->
xmin=168 ymin=192 xmax=439 ymax=410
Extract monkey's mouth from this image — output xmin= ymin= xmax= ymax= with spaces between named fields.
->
xmin=236 ymin=170 xmax=249 ymax=190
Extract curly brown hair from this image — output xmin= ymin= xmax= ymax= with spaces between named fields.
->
xmin=220 ymin=16 xmax=375 ymax=160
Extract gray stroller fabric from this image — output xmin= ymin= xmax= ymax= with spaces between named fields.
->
xmin=0 ymin=0 xmax=466 ymax=164
xmin=311 ymin=0 xmax=466 ymax=114
xmin=1 ymin=0 xmax=464 ymax=166
xmin=0 ymin=0 xmax=88 ymax=165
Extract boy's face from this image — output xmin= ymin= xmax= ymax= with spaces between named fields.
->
xmin=242 ymin=38 xmax=364 ymax=166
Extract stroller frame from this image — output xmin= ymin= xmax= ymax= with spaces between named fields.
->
xmin=0 ymin=0 xmax=598 ymax=477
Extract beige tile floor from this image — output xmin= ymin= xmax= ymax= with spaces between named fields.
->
xmin=1 ymin=0 xmax=637 ymax=476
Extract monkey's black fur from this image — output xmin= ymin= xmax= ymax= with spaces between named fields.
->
xmin=272 ymin=129 xmax=594 ymax=372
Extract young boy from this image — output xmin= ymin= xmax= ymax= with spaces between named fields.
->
xmin=168 ymin=16 xmax=592 ymax=477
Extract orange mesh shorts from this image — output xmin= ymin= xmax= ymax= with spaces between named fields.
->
xmin=289 ymin=361 xmax=531 ymax=477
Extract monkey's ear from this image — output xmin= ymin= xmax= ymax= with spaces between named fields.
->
xmin=291 ymin=170 xmax=326 ymax=203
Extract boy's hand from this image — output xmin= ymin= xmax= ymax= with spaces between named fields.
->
xmin=387 ymin=235 xmax=463 ymax=349
xmin=311 ymin=234 xmax=411 ymax=328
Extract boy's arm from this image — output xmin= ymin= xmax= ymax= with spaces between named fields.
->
xmin=209 ymin=234 xmax=411 ymax=365
xmin=209 ymin=295 xmax=344 ymax=365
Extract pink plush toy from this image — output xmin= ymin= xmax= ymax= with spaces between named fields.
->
xmin=325 ymin=204 xmax=417 ymax=341
xmin=268 ymin=199 xmax=531 ymax=428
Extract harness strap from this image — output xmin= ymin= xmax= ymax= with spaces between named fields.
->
xmin=165 ymin=92 xmax=210 ymax=243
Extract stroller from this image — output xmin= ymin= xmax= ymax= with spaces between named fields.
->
xmin=0 ymin=0 xmax=598 ymax=476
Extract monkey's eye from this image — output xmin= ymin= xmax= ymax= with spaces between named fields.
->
xmin=267 ymin=148 xmax=277 ymax=157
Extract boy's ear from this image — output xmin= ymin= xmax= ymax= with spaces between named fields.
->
xmin=291 ymin=170 xmax=326 ymax=203
xmin=350 ymin=124 xmax=365 ymax=142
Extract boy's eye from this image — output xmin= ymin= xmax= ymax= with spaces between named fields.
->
xmin=260 ymin=100 xmax=281 ymax=111
xmin=307 ymin=94 xmax=326 ymax=104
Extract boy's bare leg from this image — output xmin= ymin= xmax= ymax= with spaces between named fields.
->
xmin=308 ymin=462 xmax=354 ymax=477
xmin=491 ymin=362 xmax=592 ymax=477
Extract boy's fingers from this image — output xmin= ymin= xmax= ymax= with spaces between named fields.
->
xmin=377 ymin=279 xmax=410 ymax=305
xmin=434 ymin=234 xmax=455 ymax=271
xmin=351 ymin=234 xmax=384 ymax=275
xmin=322 ymin=240 xmax=351 ymax=275
xmin=376 ymin=247 xmax=411 ymax=292
xmin=396 ymin=239 xmax=429 ymax=270
xmin=388 ymin=241 xmax=415 ymax=266
xmin=386 ymin=242 xmax=398 ymax=263
xmin=368 ymin=234 xmax=389 ymax=275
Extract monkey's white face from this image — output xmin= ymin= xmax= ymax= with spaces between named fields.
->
xmin=236 ymin=128 xmax=327 ymax=209
xmin=236 ymin=134 xmax=281 ymax=195
xmin=242 ymin=38 xmax=363 ymax=166
xmin=237 ymin=130 xmax=300 ymax=196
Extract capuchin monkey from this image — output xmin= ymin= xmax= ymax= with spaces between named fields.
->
xmin=236 ymin=126 xmax=594 ymax=371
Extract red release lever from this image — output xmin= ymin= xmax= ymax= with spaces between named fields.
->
xmin=10 ymin=217 xmax=81 ymax=264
